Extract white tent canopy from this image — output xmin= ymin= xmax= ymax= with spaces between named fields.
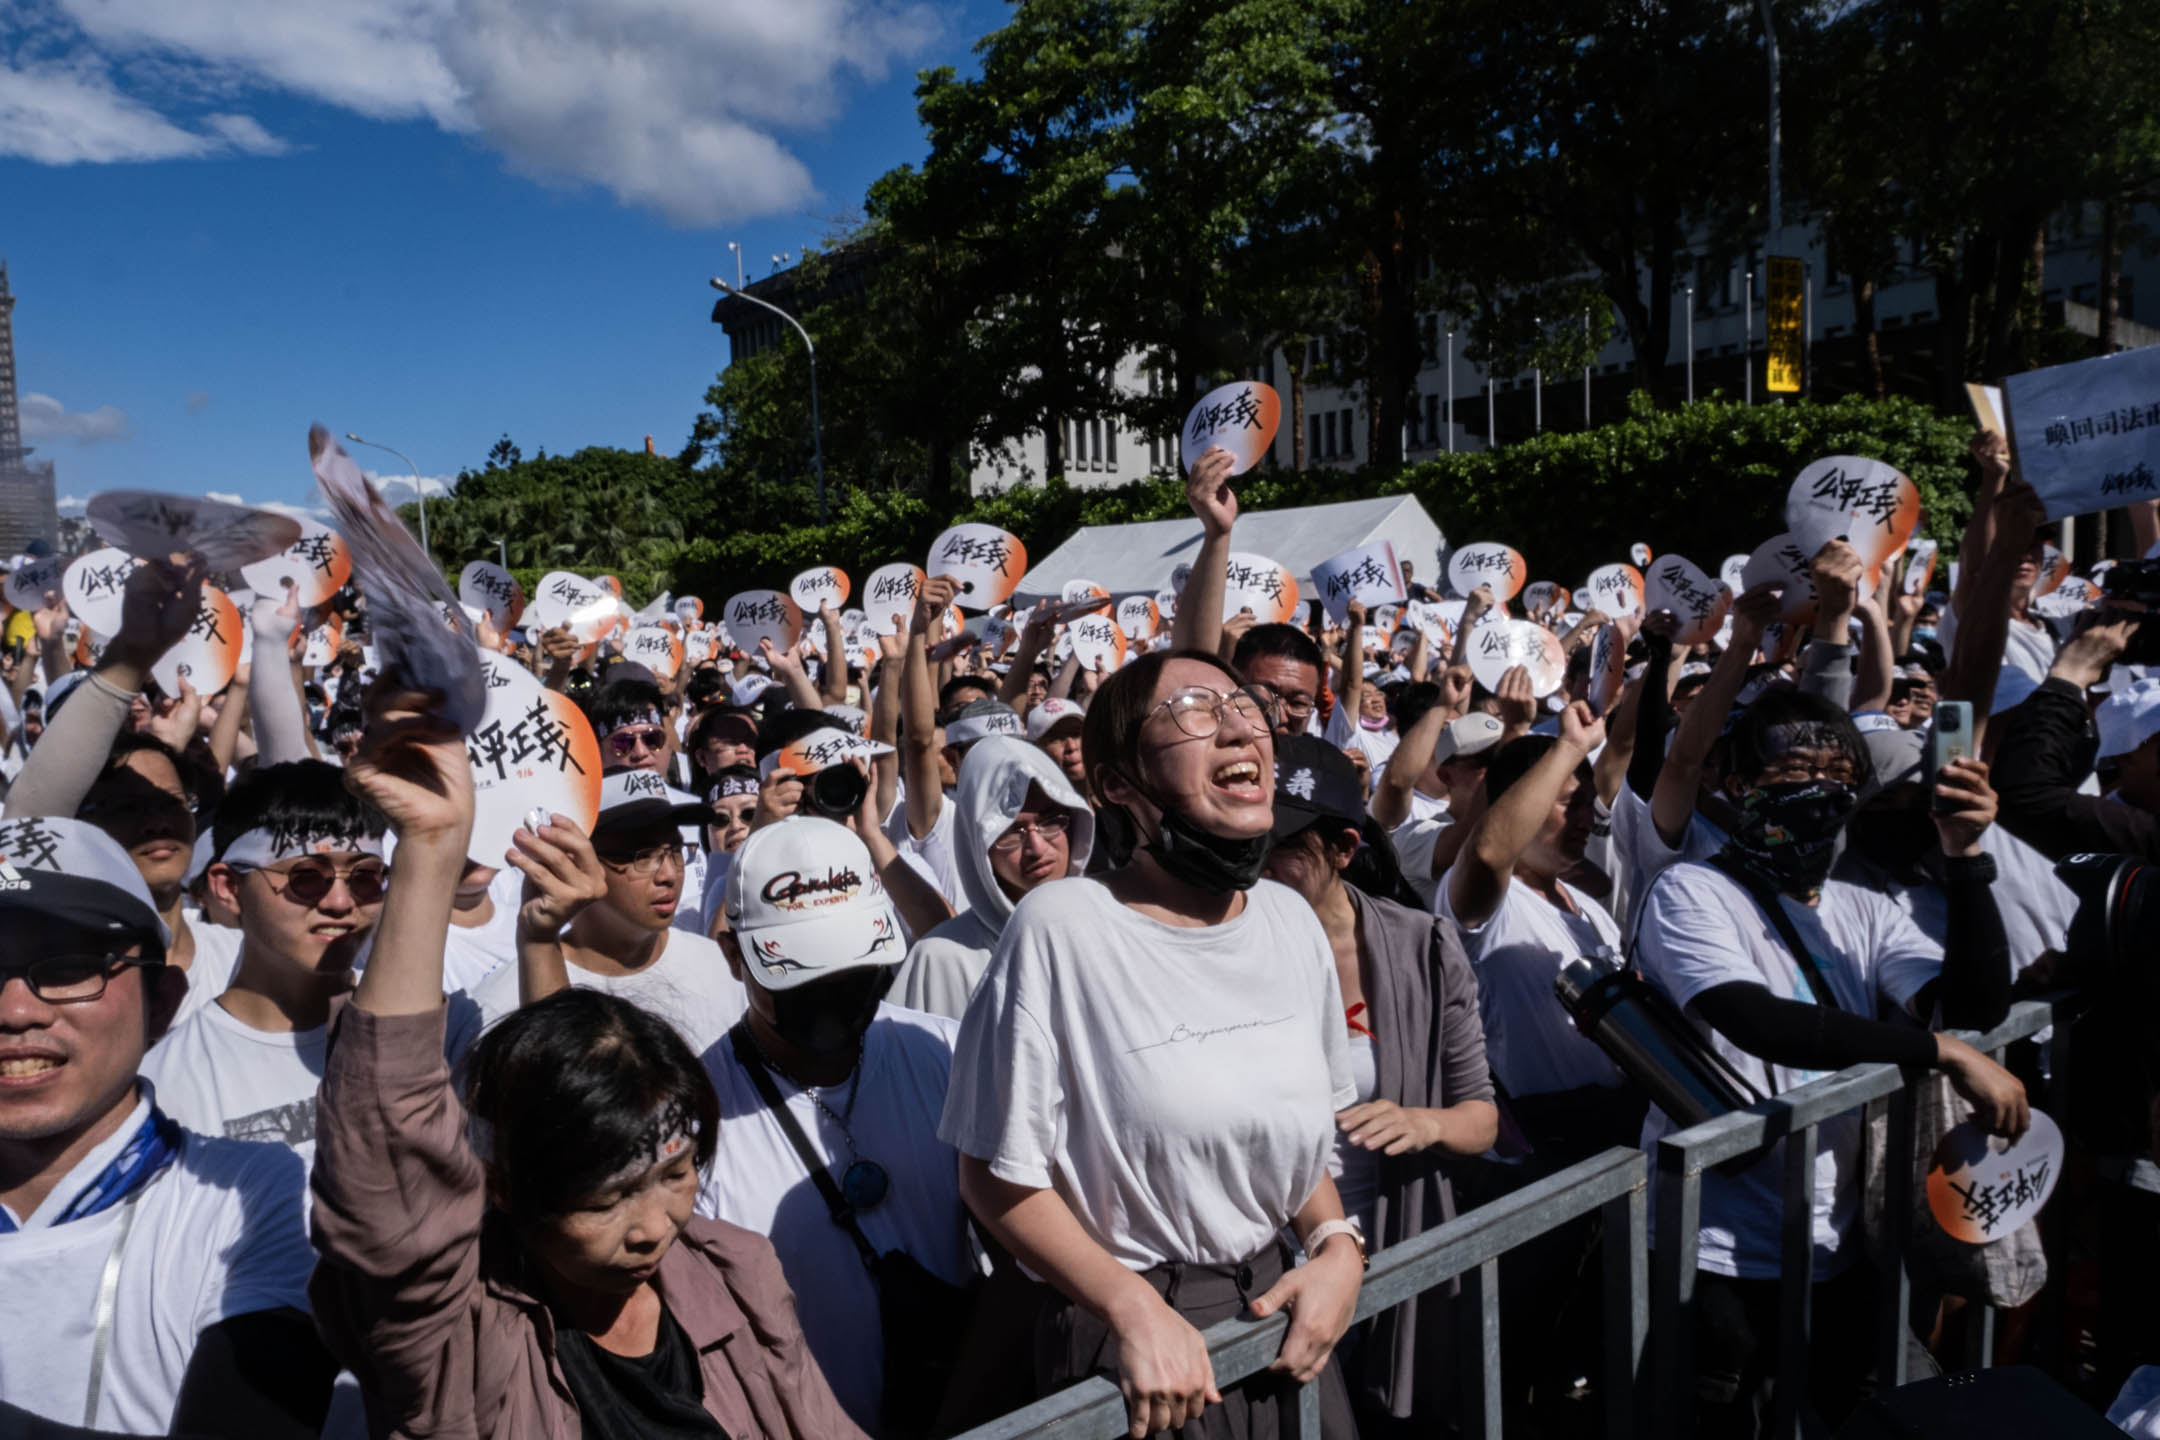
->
xmin=1012 ymin=494 xmax=1447 ymax=604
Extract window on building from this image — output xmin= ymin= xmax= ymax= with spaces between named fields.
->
xmin=1323 ymin=411 xmax=1338 ymax=458
xmin=1106 ymin=421 xmax=1117 ymax=467
xmin=1424 ymin=393 xmax=1440 ymax=447
xmin=1419 ymin=314 xmax=1439 ymax=366
xmin=1341 ymin=408 xmax=1356 ymax=456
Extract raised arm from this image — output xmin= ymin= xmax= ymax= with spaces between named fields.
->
xmin=902 ymin=575 xmax=960 ymax=840
xmin=818 ymin=602 xmax=849 ymax=707
xmin=760 ymin=637 xmax=824 ymax=713
xmin=344 ymin=689 xmax=475 ymax=1017
xmin=248 ymin=594 xmax=317 ymax=765
xmin=998 ymin=603 xmax=1057 ymax=705
xmin=1170 ymin=447 xmax=1237 ymax=654
xmin=1651 ymin=583 xmax=1776 ymax=849
xmin=1952 ymin=431 xmax=2012 ymax=620
xmin=1849 ymin=594 xmax=1896 ymax=714
xmin=1371 ymin=665 xmax=1468 ymax=832
xmin=1798 ymin=542 xmax=1863 ymax=710
xmin=1447 ymin=702 xmax=1604 ymax=930
xmin=502 ymin=816 xmax=610 ymax=1008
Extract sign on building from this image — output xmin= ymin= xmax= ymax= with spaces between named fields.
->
xmin=1765 ymin=256 xmax=1804 ymax=395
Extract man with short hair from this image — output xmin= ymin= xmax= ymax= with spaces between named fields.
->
xmin=474 ymin=767 xmax=746 ymax=1056
xmin=1233 ymin=623 xmax=1327 ymax=738
xmin=0 ymin=816 xmax=328 ymax=1437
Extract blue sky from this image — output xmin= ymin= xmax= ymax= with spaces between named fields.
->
xmin=2 ymin=0 xmax=1009 ymax=519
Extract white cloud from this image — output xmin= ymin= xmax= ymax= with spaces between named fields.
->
xmin=16 ymin=0 xmax=942 ymax=224
xmin=0 ymin=60 xmax=275 ymax=163
xmin=364 ymin=469 xmax=454 ymax=500
xmin=256 ymin=499 xmax=332 ymax=522
xmin=19 ymin=392 xmax=133 ymax=446
xmin=56 ymin=495 xmax=89 ymax=514
xmin=203 ymin=490 xmax=245 ymax=504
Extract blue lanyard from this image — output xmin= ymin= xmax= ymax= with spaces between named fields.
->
xmin=0 ymin=1103 xmax=184 ymax=1234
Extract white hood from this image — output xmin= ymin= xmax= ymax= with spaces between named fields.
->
xmin=949 ymin=735 xmax=1094 ymax=937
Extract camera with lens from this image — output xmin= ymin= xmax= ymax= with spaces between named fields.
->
xmin=2088 ymin=558 xmax=2160 ymax=665
xmin=800 ymin=760 xmax=869 ymax=819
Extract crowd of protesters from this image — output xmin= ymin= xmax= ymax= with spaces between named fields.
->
xmin=2 ymin=428 xmax=2158 ymax=1440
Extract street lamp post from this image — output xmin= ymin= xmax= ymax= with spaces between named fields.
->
xmin=345 ymin=432 xmax=429 ymax=557
xmin=1445 ymin=330 xmax=1455 ymax=454
xmin=1686 ymin=287 xmax=1695 ymax=402
xmin=493 ymin=535 xmax=509 ymax=570
xmin=711 ymin=277 xmax=827 ymax=523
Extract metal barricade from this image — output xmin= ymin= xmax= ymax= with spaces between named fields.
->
xmin=1649 ymin=997 xmax=2065 ymax=1438
xmin=950 ymin=1146 xmax=1649 ymax=1440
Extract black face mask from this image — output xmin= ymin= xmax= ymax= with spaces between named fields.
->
xmin=1099 ymin=765 xmax=1274 ymax=893
xmin=1846 ymin=802 xmax=1937 ymax=881
xmin=766 ymin=966 xmax=895 ymax=1057
xmin=1723 ymin=779 xmax=1856 ymax=899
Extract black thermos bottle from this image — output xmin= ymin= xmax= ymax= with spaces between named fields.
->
xmin=1556 ymin=953 xmax=1762 ymax=1129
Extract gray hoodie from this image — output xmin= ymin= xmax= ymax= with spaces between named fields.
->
xmin=895 ymin=736 xmax=1093 ymax=1019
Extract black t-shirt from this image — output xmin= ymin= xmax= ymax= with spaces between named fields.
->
xmin=556 ymin=1301 xmax=730 ymax=1440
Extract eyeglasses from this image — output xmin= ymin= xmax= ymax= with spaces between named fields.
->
xmin=597 ymin=840 xmax=686 ymax=877
xmin=1756 ymin=757 xmax=1859 ymax=786
xmin=606 ymin=726 xmax=670 ymax=758
xmin=990 ymin=812 xmax=1074 ymax=853
xmin=1152 ymin=686 xmax=1271 ymax=740
xmin=233 ymin=859 xmax=390 ymax=907
xmin=1245 ymin=682 xmax=1317 ymax=722
xmin=2 ymin=954 xmax=161 ymax=1004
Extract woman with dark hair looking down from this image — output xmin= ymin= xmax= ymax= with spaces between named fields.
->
xmin=941 ymin=647 xmax=1364 ymax=1440
xmin=308 ymin=689 xmax=862 ymax=1440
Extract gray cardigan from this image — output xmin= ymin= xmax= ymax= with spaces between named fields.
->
xmin=1344 ymin=886 xmax=1495 ymax=1420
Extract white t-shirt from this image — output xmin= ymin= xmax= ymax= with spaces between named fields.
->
xmin=1388 ymin=814 xmax=1454 ymax=910
xmin=886 ymin=795 xmax=966 ymax=915
xmin=0 ymin=1094 xmax=314 ymax=1435
xmin=1633 ymin=862 xmax=1942 ymax=1279
xmin=698 ymin=1005 xmax=969 ymax=1435
xmin=442 ymin=867 xmax=525 ymax=996
xmin=1867 ymin=825 xmax=2075 ymax=975
xmin=940 ymin=878 xmax=1354 ymax=1269
xmin=171 ymin=911 xmax=244 ymax=1029
xmin=1326 ymin=705 xmax=1399 ymax=771
xmin=462 ymin=928 xmax=746 ymax=1062
xmin=1437 ymin=870 xmax=1624 ymax=1098
xmin=1942 ymin=603 xmax=2056 ymax=685
xmin=143 ymin=998 xmax=482 ymax=1163
xmin=1606 ymin=784 xmax=1726 ymax=936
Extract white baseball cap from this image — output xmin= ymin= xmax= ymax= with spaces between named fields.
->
xmin=944 ymin=698 xmax=1025 ymax=748
xmin=722 ymin=817 xmax=902 ymax=991
xmin=2097 ymin=678 xmax=2160 ymax=761
xmin=1433 ymin=711 xmax=1506 ymax=764
xmin=0 ymin=815 xmax=171 ymax=950
xmin=1025 ymin=696 xmax=1086 ymax=743
xmin=596 ymin=769 xmax=710 ymax=837
xmin=730 ymin=673 xmax=777 ymax=708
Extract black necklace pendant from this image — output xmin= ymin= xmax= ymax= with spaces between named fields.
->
xmin=841 ymin=1157 xmax=890 ymax=1211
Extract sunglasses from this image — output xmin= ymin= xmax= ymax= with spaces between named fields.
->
xmin=232 ymin=858 xmax=390 ymax=907
xmin=606 ymin=726 xmax=670 ymax=758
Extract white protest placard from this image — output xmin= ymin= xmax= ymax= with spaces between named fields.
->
xmin=684 ymin=629 xmax=716 ymax=665
xmin=2005 ymin=344 xmax=2160 ymax=519
xmin=1587 ymin=622 xmax=1624 ymax=712
xmin=1586 ymin=562 xmax=1646 ymax=618
xmin=1740 ymin=533 xmax=1819 ymax=623
xmin=2034 ymin=545 xmax=2070 ymax=598
xmin=1069 ymin=612 xmax=1127 ymax=672
xmin=1399 ymin=600 xmax=1453 ymax=649
xmin=459 ymin=561 xmax=525 ymax=632
xmin=1926 ymin=1108 xmax=2062 ymax=1246
xmin=1629 ymin=542 xmax=1653 ymax=568
xmin=1719 ymin=553 xmax=1749 ymax=592
xmin=1966 ymin=382 xmax=2006 ymax=436
xmin=242 ymin=518 xmax=353 ymax=608
xmin=1062 ymin=578 xmax=1109 ymax=605
xmin=1154 ymin=587 xmax=1179 ymax=620
xmin=61 ymin=548 xmax=140 ymax=634
xmin=1222 ymin=553 xmax=1300 ymax=625
xmin=790 ymin=566 xmax=851 ymax=612
xmin=1644 ymin=554 xmax=1732 ymax=646
xmin=676 ymin=596 xmax=705 ymax=625
xmin=4 ymin=553 xmax=67 ymax=613
xmin=1521 ymin=580 xmax=1562 ymax=619
xmin=528 ymin=571 xmax=618 ymax=644
xmin=926 ymin=524 xmax=1027 ymax=610
xmin=623 ymin=625 xmax=684 ymax=680
xmin=1446 ymin=542 xmax=1527 ymax=603
xmin=87 ymin=490 xmax=301 ymax=569
xmin=860 ymin=563 xmax=926 ymax=636
xmin=1902 ymin=539 xmax=1939 ymax=596
xmin=151 ymin=586 xmax=243 ymax=697
xmin=1466 ymin=618 xmax=1566 ymax=697
xmin=466 ymin=646 xmax=603 ymax=871
xmin=724 ymin=590 xmax=804 ymax=656
xmin=1117 ymin=594 xmax=1161 ymax=640
xmin=301 ymin=617 xmax=343 ymax=668
xmin=1181 ymin=380 xmax=1281 ymax=476
xmin=1310 ymin=541 xmax=1406 ymax=623
xmin=1784 ymin=456 xmax=1921 ymax=578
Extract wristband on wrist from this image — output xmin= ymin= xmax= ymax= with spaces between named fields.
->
xmin=1302 ymin=1218 xmax=1368 ymax=1270
xmin=1942 ymin=851 xmax=1999 ymax=884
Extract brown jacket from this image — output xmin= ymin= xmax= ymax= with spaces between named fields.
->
xmin=309 ymin=1003 xmax=867 ymax=1440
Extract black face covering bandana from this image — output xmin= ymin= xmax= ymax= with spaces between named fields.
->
xmin=1722 ymin=779 xmax=1856 ymax=900
xmin=766 ymin=966 xmax=894 ymax=1058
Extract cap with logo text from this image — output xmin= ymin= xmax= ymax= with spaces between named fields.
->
xmin=722 ymin=817 xmax=902 ymax=990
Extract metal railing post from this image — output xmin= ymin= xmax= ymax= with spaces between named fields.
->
xmin=1460 ymin=1257 xmax=1502 ymax=1440
xmin=1603 ymin=1182 xmax=1649 ymax=1440
xmin=1875 ymin=1085 xmax=1917 ymax=1389
xmin=1653 ymin=1140 xmax=1703 ymax=1436
xmin=1771 ymin=1123 xmax=1819 ymax=1440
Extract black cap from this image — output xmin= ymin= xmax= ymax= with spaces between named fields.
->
xmin=1271 ymin=734 xmax=1365 ymax=839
